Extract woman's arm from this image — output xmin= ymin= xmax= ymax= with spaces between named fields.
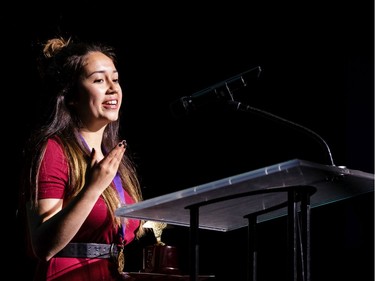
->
xmin=27 ymin=141 xmax=127 ymax=261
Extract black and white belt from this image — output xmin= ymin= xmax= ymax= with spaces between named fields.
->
xmin=55 ymin=242 xmax=119 ymax=259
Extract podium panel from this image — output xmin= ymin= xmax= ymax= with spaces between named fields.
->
xmin=116 ymin=159 xmax=374 ymax=281
xmin=116 ymin=159 xmax=374 ymax=232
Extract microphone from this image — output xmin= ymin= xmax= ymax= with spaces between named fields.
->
xmin=228 ymin=100 xmax=336 ymax=166
xmin=169 ymin=65 xmax=336 ymax=166
xmin=169 ymin=66 xmax=262 ymax=118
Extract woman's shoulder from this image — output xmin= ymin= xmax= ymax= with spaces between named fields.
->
xmin=46 ymin=135 xmax=63 ymax=148
xmin=44 ymin=136 xmax=65 ymax=158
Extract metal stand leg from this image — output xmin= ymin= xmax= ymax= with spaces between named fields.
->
xmin=245 ymin=201 xmax=289 ymax=281
xmin=287 ymin=187 xmax=312 ymax=281
xmin=189 ymin=207 xmax=199 ymax=281
xmin=288 ymin=188 xmax=299 ymax=281
xmin=247 ymin=216 xmax=258 ymax=281
xmin=300 ymin=189 xmax=311 ymax=281
xmin=186 ymin=185 xmax=314 ymax=281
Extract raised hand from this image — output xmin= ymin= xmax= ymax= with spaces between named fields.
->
xmin=87 ymin=140 xmax=127 ymax=193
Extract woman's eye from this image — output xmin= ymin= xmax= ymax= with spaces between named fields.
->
xmin=94 ymin=79 xmax=104 ymax=83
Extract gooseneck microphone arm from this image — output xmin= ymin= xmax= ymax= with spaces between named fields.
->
xmin=228 ymin=100 xmax=336 ymax=167
xmin=169 ymin=66 xmax=336 ymax=166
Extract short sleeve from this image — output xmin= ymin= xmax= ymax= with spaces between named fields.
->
xmin=38 ymin=138 xmax=69 ymax=199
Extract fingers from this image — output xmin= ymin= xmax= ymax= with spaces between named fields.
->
xmin=89 ymin=140 xmax=127 ymax=169
xmin=90 ymin=148 xmax=98 ymax=168
xmin=99 ymin=140 xmax=127 ymax=169
xmin=119 ymin=140 xmax=127 ymax=148
xmin=86 ymin=140 xmax=128 ymax=191
xmin=108 ymin=140 xmax=127 ymax=160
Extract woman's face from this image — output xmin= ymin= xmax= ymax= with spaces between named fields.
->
xmin=75 ymin=51 xmax=122 ymax=131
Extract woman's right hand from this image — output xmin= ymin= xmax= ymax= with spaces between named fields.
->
xmin=86 ymin=140 xmax=127 ymax=193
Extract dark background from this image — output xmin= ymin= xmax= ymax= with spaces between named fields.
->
xmin=5 ymin=1 xmax=373 ymax=280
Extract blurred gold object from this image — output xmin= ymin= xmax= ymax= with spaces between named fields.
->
xmin=142 ymin=221 xmax=180 ymax=274
xmin=117 ymin=248 xmax=124 ymax=274
xmin=143 ymin=221 xmax=167 ymax=245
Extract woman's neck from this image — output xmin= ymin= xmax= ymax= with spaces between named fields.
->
xmin=79 ymin=129 xmax=105 ymax=158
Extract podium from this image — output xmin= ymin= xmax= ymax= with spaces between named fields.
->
xmin=116 ymin=159 xmax=374 ymax=281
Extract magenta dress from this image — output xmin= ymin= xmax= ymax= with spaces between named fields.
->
xmin=32 ymin=138 xmax=140 ymax=281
